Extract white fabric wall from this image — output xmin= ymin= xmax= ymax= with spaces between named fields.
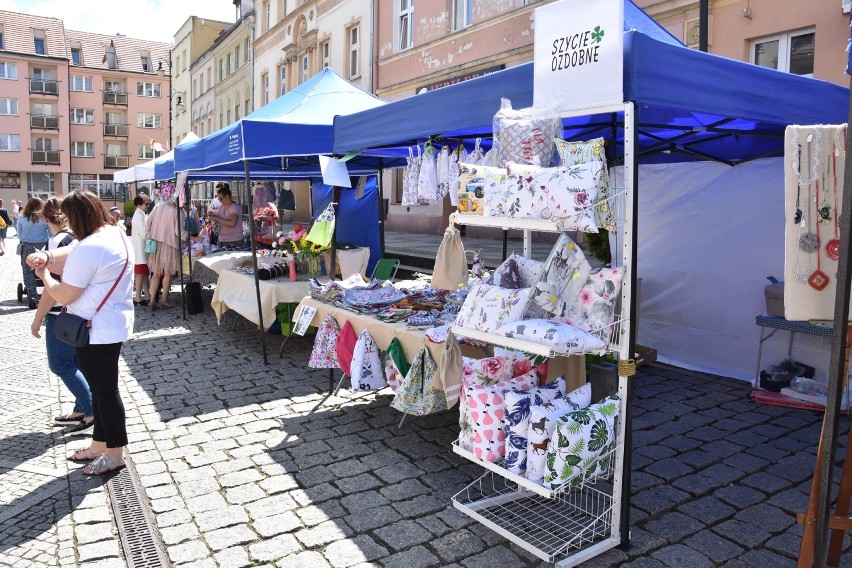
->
xmin=632 ymin=158 xmax=833 ymax=382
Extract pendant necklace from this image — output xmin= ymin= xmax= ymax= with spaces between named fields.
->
xmin=809 ymin=175 xmax=830 ymax=290
xmin=798 ymin=136 xmax=819 ymax=254
xmin=826 ymin=145 xmax=841 ymax=260
xmin=794 ymin=145 xmax=803 ymax=224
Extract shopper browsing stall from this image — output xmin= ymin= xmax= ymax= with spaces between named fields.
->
xmin=208 ymin=183 xmax=243 ymax=249
xmin=131 ymin=193 xmax=151 ymax=306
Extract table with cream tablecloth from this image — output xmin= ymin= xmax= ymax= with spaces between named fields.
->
xmin=183 ymin=250 xmax=252 ymax=287
xmin=211 ymin=269 xmax=311 ymax=327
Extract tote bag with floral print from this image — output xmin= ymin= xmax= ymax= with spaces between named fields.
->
xmin=391 ymin=346 xmax=447 ymax=416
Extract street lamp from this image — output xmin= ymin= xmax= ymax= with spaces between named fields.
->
xmin=155 ymin=57 xmax=185 ymax=150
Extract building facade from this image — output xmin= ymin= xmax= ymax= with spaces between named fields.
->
xmin=0 ymin=10 xmax=171 ymax=204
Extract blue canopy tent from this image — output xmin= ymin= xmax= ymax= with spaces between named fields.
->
xmin=173 ymin=68 xmax=403 ymax=364
xmin=330 ymin=0 xmax=851 ymax=557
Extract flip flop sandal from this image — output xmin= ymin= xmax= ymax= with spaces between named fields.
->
xmin=82 ymin=454 xmax=125 ymax=475
xmin=68 ymin=447 xmax=101 ymax=462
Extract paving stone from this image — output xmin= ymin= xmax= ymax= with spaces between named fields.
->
xmin=295 ymin=519 xmax=353 ymax=548
xmin=276 ymin=551 xmax=332 ymax=568
xmin=650 ymin=543 xmax=714 ymax=568
xmin=185 ymin=492 xmax=228 ymax=514
xmin=683 ymin=532 xmax=744 ymax=563
xmin=160 ymin=522 xmax=200 ymax=546
xmin=75 ymin=522 xmax=115 ymax=545
xmin=678 ymin=495 xmax=735 ymax=524
xmin=225 ymin=482 xmax=267 ymax=504
xmin=337 ymin=473 xmax=382 ymax=495
xmin=324 ymin=535 xmax=389 ymax=567
xmin=735 ymin=503 xmax=795 ymax=533
xmin=213 ymin=547 xmax=252 ymax=568
xmin=379 ymin=479 xmax=429 ymax=501
xmin=204 ymin=523 xmax=258 ymax=551
xmin=459 ymin=545 xmax=523 ymax=568
xmin=252 ymin=511 xmax=302 ymax=538
xmin=296 ymin=466 xmax=335 ymax=488
xmin=344 ymin=505 xmax=402 ymax=532
xmin=391 ymin=495 xmax=446 ymax=519
xmin=341 ymin=490 xmax=390 ymax=513
xmin=644 ymin=458 xmax=696 ymax=481
xmin=714 ymin=485 xmax=765 ymax=509
xmin=643 ymin=511 xmax=704 ymax=542
xmin=194 ymin=506 xmax=250 ymax=532
xmin=296 ymin=501 xmax=348 ymax=527
xmin=713 ymin=519 xmax=771 ymax=548
xmin=414 ymin=515 xmax=451 ymax=538
xmin=374 ymin=519 xmax=434 ymax=552
xmin=245 ymin=494 xmax=300 ymax=519
xmin=735 ymin=548 xmax=799 ymax=568
xmin=167 ymin=540 xmax=210 ymax=564
xmin=249 ymin=533 xmax=301 ymax=563
xmin=380 ymin=545 xmax=440 ymax=568
xmin=430 ymin=529 xmax=486 ymax=563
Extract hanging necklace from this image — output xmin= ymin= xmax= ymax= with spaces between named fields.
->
xmin=792 ymin=126 xmax=822 ymax=187
xmin=826 ymin=145 xmax=842 ymax=260
xmin=794 ymin=145 xmax=803 ymax=224
xmin=809 ymin=174 xmax=830 ymax=290
xmin=798 ymin=135 xmax=819 ymax=254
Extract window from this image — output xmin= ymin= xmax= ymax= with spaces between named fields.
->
xmin=71 ymin=141 xmax=94 ymax=157
xmin=137 ymin=144 xmax=157 ymax=159
xmin=321 ymin=41 xmax=330 ymax=68
xmin=0 ymin=33 xmax=4 ymax=50
xmin=279 ymin=0 xmax=287 ymax=19
xmin=208 ymin=117 xmax=212 ymax=134
xmin=34 ymin=137 xmax=53 ymax=151
xmin=105 ymin=143 xmax=122 ymax=156
xmin=105 ymin=111 xmax=122 ymax=125
xmin=752 ymin=30 xmax=815 ymax=76
xmin=301 ymin=55 xmax=308 ymax=83
xmin=235 ymin=45 xmax=240 ymax=68
xmin=71 ymin=48 xmax=81 ymax=65
xmin=234 ymin=99 xmax=240 ymax=121
xmin=33 ymin=68 xmax=52 ymax=81
xmin=0 ymin=61 xmax=15 ymax=79
xmin=182 ymin=49 xmax=187 ymax=72
xmin=105 ymin=80 xmax=121 ymax=93
xmin=452 ymin=0 xmax=473 ymax=31
xmin=219 ymin=59 xmax=224 ymax=82
xmin=32 ymin=102 xmax=54 ymax=115
xmin=70 ymin=108 xmax=94 ymax=124
xmin=279 ymin=65 xmax=286 ymax=96
xmin=136 ymin=82 xmax=162 ymax=97
xmin=398 ymin=0 xmax=414 ymax=51
xmin=244 ymin=90 xmax=250 ymax=116
xmin=227 ymin=98 xmax=232 ymax=124
xmin=141 ymin=55 xmax=150 ymax=72
xmin=28 ymin=173 xmax=54 ymax=196
xmin=0 ymin=133 xmax=19 ymax=151
xmin=34 ymin=38 xmax=45 ymax=55
xmin=219 ymin=104 xmax=224 ymax=128
xmin=227 ymin=53 xmax=232 ymax=75
xmin=244 ymin=38 xmax=250 ymax=61
xmin=206 ymin=69 xmax=211 ymax=91
xmin=136 ymin=113 xmax=162 ymax=128
xmin=262 ymin=73 xmax=269 ymax=105
xmin=69 ymin=75 xmax=93 ymax=91
xmin=348 ymin=26 xmax=359 ymax=78
xmin=264 ymin=1 xmax=271 ymax=32
xmin=0 ymin=98 xmax=17 ymax=115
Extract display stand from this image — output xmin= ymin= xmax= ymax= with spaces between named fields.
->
xmin=446 ymin=101 xmax=637 ymax=567
xmin=753 ymin=315 xmax=833 ymax=389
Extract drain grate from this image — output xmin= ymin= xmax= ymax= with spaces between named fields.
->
xmin=106 ymin=456 xmax=171 ymax=568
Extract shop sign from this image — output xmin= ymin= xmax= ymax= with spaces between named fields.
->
xmin=0 ymin=172 xmax=21 ymax=188
xmin=533 ymin=0 xmax=623 ymax=111
xmin=421 ymin=65 xmax=505 ymax=92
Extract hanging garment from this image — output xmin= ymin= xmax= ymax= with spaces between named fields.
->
xmin=431 ymin=225 xmax=467 ymax=290
xmin=350 ymin=331 xmax=386 ymax=392
xmin=384 ymin=337 xmax=409 ymax=394
xmin=391 ymin=346 xmax=447 ymax=416
xmin=308 ymin=315 xmax=340 ymax=369
xmin=436 ymin=146 xmax=450 ymax=199
xmin=307 ymin=203 xmax=335 ymax=248
xmin=253 ymin=185 xmax=269 ymax=208
xmin=335 ymin=320 xmax=358 ymax=377
xmin=278 ymin=187 xmax=296 ymax=211
xmin=401 ymin=147 xmax=422 ymax=206
xmin=467 ymin=138 xmax=484 ymax=165
xmin=448 ymin=147 xmax=460 ymax=207
xmin=417 ymin=144 xmax=439 ymax=202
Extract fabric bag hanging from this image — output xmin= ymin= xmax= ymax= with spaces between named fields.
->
xmin=431 ymin=225 xmax=467 ymax=290
xmin=436 ymin=146 xmax=450 ymax=199
xmin=335 ymin=320 xmax=358 ymax=377
xmin=307 ymin=203 xmax=336 ymax=248
xmin=308 ymin=315 xmax=340 ymax=369
xmin=384 ymin=338 xmax=409 ymax=394
xmin=391 ymin=345 xmax=447 ymax=416
xmin=350 ymin=330 xmax=386 ymax=392
xmin=417 ymin=143 xmax=439 ymax=202
xmin=431 ymin=330 xmax=463 ymax=409
xmin=401 ymin=147 xmax=422 ymax=206
xmin=448 ymin=146 xmax=461 ymax=207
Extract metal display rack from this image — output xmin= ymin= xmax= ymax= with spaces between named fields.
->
xmin=447 ymin=102 xmax=637 ymax=567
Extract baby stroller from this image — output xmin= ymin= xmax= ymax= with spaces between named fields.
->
xmin=17 ymin=253 xmax=43 ymax=309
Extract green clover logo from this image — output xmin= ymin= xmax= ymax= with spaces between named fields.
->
xmin=591 ymin=25 xmax=605 ymax=43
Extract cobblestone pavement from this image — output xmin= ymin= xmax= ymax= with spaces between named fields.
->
xmin=1 ymin=233 xmax=851 ymax=567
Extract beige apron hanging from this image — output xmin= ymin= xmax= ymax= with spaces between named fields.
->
xmin=431 ymin=225 xmax=467 ymax=290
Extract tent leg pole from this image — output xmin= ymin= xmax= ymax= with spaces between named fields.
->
xmin=378 ymin=165 xmax=386 ymax=257
xmin=177 ymin=204 xmax=186 ymax=320
xmin=243 ymin=161 xmax=268 ymax=365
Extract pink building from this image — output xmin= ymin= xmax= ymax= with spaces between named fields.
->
xmin=0 ymin=10 xmax=170 ymax=205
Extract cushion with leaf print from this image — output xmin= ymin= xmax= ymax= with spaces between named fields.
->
xmin=496 ymin=319 xmax=607 ymax=355
xmin=526 ymin=383 xmax=592 ymax=483
xmin=455 ymin=283 xmax=530 ymax=333
xmin=559 ymin=267 xmax=625 ymax=333
xmin=503 ymin=162 xmax=599 ymax=232
xmin=503 ymin=376 xmax=566 ymax=474
xmin=528 ymin=233 xmax=591 ymax=318
xmin=554 ymin=137 xmax=616 ymax=231
xmin=543 ymin=394 xmax=620 ymax=490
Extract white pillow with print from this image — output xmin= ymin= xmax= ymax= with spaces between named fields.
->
xmin=503 ymin=377 xmax=566 ymax=474
xmin=496 ymin=319 xmax=606 ymax=354
xmin=525 ymin=383 xmax=592 ymax=482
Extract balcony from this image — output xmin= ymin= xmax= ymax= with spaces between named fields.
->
xmin=31 ymin=150 xmax=60 ymax=164
xmin=103 ymin=123 xmax=129 ymax=137
xmin=104 ymin=155 xmax=129 ymax=169
xmin=30 ymin=115 xmax=60 ymax=130
xmin=103 ymin=91 xmax=128 ymax=105
xmin=29 ymin=79 xmax=59 ymax=95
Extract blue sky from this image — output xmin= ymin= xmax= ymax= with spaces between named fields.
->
xmin=0 ymin=0 xmax=237 ymax=44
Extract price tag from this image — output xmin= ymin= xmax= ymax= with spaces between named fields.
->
xmin=292 ymin=305 xmax=317 ymax=336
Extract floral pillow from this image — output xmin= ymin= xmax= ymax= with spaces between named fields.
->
xmin=511 ymin=254 xmax=545 ymax=288
xmin=502 ymin=162 xmax=599 ymax=232
xmin=458 ymin=163 xmax=508 ymax=216
xmin=496 ymin=319 xmax=607 ymax=355
xmin=465 ymin=373 xmax=538 ymax=462
xmin=485 ymin=257 xmax=522 ymax=289
xmin=308 ymin=315 xmax=340 ymax=369
xmin=544 ymin=394 xmax=620 ymax=490
xmin=526 ymin=383 xmax=592 ymax=483
xmin=560 ymin=267 xmax=625 ymax=333
xmin=455 ymin=283 xmax=530 ymax=333
xmin=554 ymin=137 xmax=616 ymax=232
xmin=528 ymin=233 xmax=591 ymax=318
xmin=350 ymin=331 xmax=386 ymax=392
xmin=503 ymin=377 xmax=567 ymax=474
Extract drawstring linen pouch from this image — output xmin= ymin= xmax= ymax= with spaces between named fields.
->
xmin=350 ymin=330 xmax=386 ymax=392
xmin=432 ymin=226 xmax=467 ymax=290
xmin=432 ymin=330 xmax=463 ymax=409
xmin=308 ymin=315 xmax=340 ymax=369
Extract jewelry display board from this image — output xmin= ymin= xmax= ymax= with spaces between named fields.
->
xmin=785 ymin=124 xmax=849 ymax=321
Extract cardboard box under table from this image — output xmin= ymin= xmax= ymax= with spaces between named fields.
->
xmin=293 ymin=297 xmax=585 ymax=390
xmin=211 ymin=269 xmax=311 ymax=328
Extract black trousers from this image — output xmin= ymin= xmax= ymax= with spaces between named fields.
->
xmin=76 ymin=342 xmax=127 ymax=448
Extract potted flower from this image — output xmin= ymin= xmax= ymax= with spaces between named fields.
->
xmin=272 ymin=225 xmax=329 ymax=277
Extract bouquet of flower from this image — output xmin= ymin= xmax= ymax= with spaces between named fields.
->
xmin=272 ymin=225 xmax=329 ymax=258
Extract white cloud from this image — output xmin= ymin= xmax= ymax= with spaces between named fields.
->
xmin=2 ymin=0 xmax=237 ymax=44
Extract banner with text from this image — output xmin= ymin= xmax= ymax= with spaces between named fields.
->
xmin=533 ymin=0 xmax=624 ymax=112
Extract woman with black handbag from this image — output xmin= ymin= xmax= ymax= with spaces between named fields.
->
xmin=28 ymin=191 xmax=134 ymax=475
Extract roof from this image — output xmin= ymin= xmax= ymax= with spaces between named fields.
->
xmin=0 ymin=10 xmax=67 ymax=58
xmin=64 ymin=29 xmax=171 ymax=75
